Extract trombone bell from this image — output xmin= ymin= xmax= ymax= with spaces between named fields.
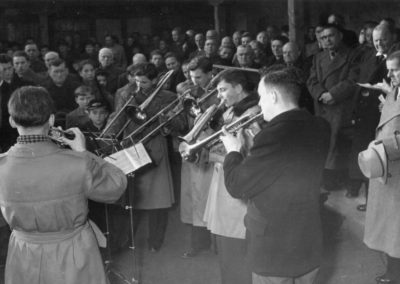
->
xmin=125 ymin=105 xmax=148 ymax=124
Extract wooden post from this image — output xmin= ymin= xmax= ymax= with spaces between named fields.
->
xmin=288 ymin=0 xmax=304 ymax=48
xmin=209 ymin=0 xmax=224 ymax=35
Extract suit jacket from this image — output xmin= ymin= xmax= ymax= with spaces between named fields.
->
xmin=353 ymin=49 xmax=388 ymax=147
xmin=223 ymin=109 xmax=330 ymax=277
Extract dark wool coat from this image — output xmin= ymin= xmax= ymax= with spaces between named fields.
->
xmin=223 ymin=109 xmax=330 ymax=277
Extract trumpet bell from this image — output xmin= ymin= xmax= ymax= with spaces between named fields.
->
xmin=179 ymin=141 xmax=197 ymax=161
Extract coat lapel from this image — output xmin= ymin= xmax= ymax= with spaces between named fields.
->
xmin=378 ymin=89 xmax=400 ymax=130
xmin=320 ymin=48 xmax=349 ymax=82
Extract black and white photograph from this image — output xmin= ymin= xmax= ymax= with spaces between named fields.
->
xmin=1 ymin=0 xmax=400 ymax=283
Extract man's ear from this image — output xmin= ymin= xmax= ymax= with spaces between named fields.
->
xmin=235 ymin=83 xmax=243 ymax=94
xmin=48 ymin=114 xmax=55 ymax=128
xmin=271 ymin=88 xmax=278 ymax=103
xmin=9 ymin=116 xmax=17 ymax=129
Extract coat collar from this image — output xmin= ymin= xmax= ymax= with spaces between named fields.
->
xmin=268 ymin=108 xmax=310 ymax=126
xmin=7 ymin=141 xmax=63 ymax=158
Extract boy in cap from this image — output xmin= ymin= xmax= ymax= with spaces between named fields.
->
xmin=65 ymin=85 xmax=95 ymax=128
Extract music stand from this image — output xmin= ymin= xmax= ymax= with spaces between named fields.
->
xmin=94 ymin=138 xmax=139 ymax=284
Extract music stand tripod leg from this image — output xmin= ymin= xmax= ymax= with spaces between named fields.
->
xmin=103 ymin=201 xmax=139 ymax=284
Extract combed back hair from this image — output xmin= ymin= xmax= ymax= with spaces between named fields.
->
xmin=95 ymin=69 xmax=109 ymax=78
xmin=8 ymin=86 xmax=55 ymax=127
xmin=133 ymin=63 xmax=158 ymax=80
xmin=164 ymin=52 xmax=179 ymax=61
xmin=150 ymin=49 xmax=163 ymax=58
xmin=216 ymin=70 xmax=251 ymax=92
xmin=188 ymin=56 xmax=213 ymax=73
xmin=271 ymin=35 xmax=289 ymax=45
xmin=74 ymin=85 xmax=93 ymax=97
xmin=387 ymin=50 xmax=400 ymax=62
xmin=260 ymin=67 xmax=303 ymax=103
xmin=78 ymin=59 xmax=96 ymax=72
xmin=12 ymin=50 xmax=29 ymax=60
xmin=0 ymin=53 xmax=12 ymax=64
xmin=49 ymin=58 xmax=66 ymax=68
xmin=321 ymin=23 xmax=342 ymax=34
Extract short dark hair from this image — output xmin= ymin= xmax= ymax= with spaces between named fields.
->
xmin=74 ymin=85 xmax=93 ymax=97
xmin=216 ymin=70 xmax=251 ymax=92
xmin=260 ymin=67 xmax=302 ymax=103
xmin=322 ymin=23 xmax=342 ymax=34
xmin=49 ymin=58 xmax=66 ymax=68
xmin=95 ymin=69 xmax=109 ymax=78
xmin=77 ymin=59 xmax=96 ymax=72
xmin=271 ymin=35 xmax=289 ymax=45
xmin=12 ymin=50 xmax=29 ymax=61
xmin=164 ymin=52 xmax=179 ymax=61
xmin=134 ymin=63 xmax=158 ymax=80
xmin=188 ymin=56 xmax=212 ymax=73
xmin=8 ymin=86 xmax=55 ymax=127
xmin=0 ymin=53 xmax=12 ymax=64
xmin=150 ymin=49 xmax=163 ymax=58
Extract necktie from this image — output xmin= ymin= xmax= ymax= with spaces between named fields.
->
xmin=377 ymin=54 xmax=385 ymax=64
xmin=329 ymin=51 xmax=336 ymax=60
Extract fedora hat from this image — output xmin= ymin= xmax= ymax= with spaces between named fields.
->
xmin=358 ymin=140 xmax=388 ymax=184
xmin=382 ymin=131 xmax=400 ymax=161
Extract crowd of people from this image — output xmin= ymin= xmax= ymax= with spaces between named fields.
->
xmin=1 ymin=10 xmax=400 ymax=284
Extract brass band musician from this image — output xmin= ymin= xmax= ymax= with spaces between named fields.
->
xmin=107 ymin=62 xmax=185 ymax=252
xmin=180 ymin=57 xmax=218 ymax=257
xmin=203 ymin=70 xmax=261 ymax=284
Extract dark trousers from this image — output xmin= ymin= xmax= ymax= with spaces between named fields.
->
xmin=190 ymin=225 xmax=211 ymax=250
xmin=215 ymin=235 xmax=251 ymax=284
xmin=133 ymin=208 xmax=169 ymax=250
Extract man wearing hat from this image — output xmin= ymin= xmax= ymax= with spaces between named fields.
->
xmin=359 ymin=50 xmax=400 ymax=284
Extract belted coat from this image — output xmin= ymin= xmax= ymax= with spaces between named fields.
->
xmin=0 ymin=141 xmax=127 ymax=284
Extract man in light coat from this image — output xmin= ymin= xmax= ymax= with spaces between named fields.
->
xmin=363 ymin=50 xmax=400 ymax=284
xmin=0 ymin=86 xmax=127 ymax=284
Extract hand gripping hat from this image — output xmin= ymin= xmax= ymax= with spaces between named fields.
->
xmin=358 ymin=140 xmax=388 ymax=184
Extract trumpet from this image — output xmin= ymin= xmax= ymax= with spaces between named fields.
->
xmin=179 ymin=112 xmax=263 ymax=159
xmin=179 ymin=99 xmax=225 ymax=144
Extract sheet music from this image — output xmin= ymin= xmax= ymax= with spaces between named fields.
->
xmin=104 ymin=143 xmax=152 ymax=175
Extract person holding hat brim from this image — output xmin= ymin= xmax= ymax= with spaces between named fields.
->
xmin=359 ymin=50 xmax=400 ymax=284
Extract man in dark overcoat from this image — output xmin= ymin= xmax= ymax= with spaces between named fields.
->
xmin=348 ymin=23 xmax=396 ymax=199
xmin=307 ymin=23 xmax=359 ymax=190
xmin=221 ymin=67 xmax=330 ymax=283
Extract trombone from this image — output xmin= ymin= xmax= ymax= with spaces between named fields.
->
xmin=99 ymin=69 xmax=174 ymax=139
xmin=125 ymin=69 xmax=174 ymax=123
xmin=179 ymin=112 xmax=263 ymax=159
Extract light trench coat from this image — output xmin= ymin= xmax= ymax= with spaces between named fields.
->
xmin=203 ymin=105 xmax=260 ymax=238
xmin=365 ymin=88 xmax=400 ymax=257
xmin=0 ymin=142 xmax=127 ymax=284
